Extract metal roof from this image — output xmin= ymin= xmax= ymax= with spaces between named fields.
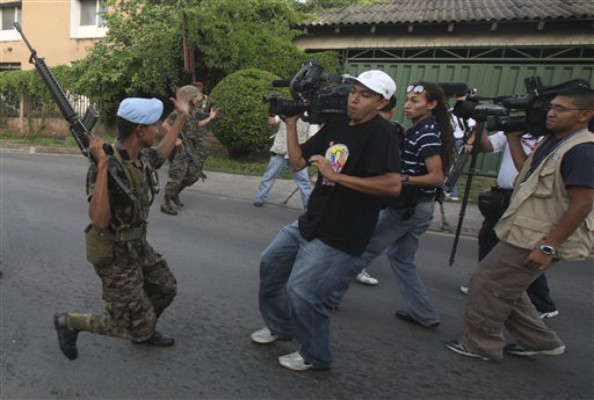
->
xmin=297 ymin=0 xmax=594 ymax=27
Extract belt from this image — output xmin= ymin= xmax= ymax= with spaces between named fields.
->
xmin=110 ymin=224 xmax=147 ymax=242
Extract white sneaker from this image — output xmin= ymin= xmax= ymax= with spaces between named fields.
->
xmin=356 ymin=269 xmax=378 ymax=285
xmin=278 ymin=351 xmax=315 ymax=371
xmin=250 ymin=327 xmax=283 ymax=344
xmin=460 ymin=285 xmax=469 ymax=295
xmin=540 ymin=310 xmax=559 ymax=319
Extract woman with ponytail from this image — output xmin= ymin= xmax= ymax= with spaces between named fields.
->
xmin=327 ymin=81 xmax=454 ymax=328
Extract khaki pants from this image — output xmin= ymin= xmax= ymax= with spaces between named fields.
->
xmin=462 ymin=241 xmax=563 ymax=359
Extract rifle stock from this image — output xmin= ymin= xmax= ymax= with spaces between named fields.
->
xmin=14 ymin=22 xmax=136 ymax=202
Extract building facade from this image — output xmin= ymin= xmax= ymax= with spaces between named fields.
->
xmin=1 ymin=0 xmax=107 ymax=71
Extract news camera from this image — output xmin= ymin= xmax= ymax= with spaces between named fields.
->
xmin=453 ymin=76 xmax=590 ymax=136
xmin=263 ymin=60 xmax=351 ymax=124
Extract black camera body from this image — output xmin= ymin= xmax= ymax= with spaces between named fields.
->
xmin=263 ymin=60 xmax=350 ymax=124
xmin=454 ymin=76 xmax=589 ymax=136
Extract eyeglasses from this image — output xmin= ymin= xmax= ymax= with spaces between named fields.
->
xmin=407 ymin=84 xmax=424 ymax=94
xmin=545 ymin=104 xmax=591 ymax=113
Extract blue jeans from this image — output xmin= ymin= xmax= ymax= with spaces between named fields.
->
xmin=328 ymin=202 xmax=440 ymax=326
xmin=254 ymin=154 xmax=312 ymax=208
xmin=258 ymin=221 xmax=356 ymax=368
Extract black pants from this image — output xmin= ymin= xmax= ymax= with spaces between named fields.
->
xmin=478 ymin=190 xmax=557 ymax=313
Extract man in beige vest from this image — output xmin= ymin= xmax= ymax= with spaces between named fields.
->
xmin=446 ymin=86 xmax=594 ymax=361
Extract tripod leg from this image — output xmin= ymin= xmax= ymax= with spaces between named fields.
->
xmin=283 ymin=187 xmax=300 ymax=205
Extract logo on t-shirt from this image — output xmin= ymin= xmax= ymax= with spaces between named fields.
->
xmin=324 ymin=143 xmax=349 ymax=186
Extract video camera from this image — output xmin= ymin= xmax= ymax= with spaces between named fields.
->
xmin=453 ymin=76 xmax=590 ymax=136
xmin=263 ymin=60 xmax=351 ymax=124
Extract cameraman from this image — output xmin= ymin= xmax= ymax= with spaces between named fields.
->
xmin=447 ymin=86 xmax=593 ymax=361
xmin=460 ymin=129 xmax=559 ymax=319
xmin=250 ymin=70 xmax=401 ymax=371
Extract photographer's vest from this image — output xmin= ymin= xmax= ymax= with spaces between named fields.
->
xmin=495 ymin=129 xmax=594 ymax=260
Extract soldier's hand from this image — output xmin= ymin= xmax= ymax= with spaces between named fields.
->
xmin=86 ymin=134 xmax=108 ymax=165
xmin=175 ymin=138 xmax=183 ymax=149
xmin=209 ymin=107 xmax=219 ymax=120
xmin=171 ymin=88 xmax=190 ymax=117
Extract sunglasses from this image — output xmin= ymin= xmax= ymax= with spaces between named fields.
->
xmin=407 ymin=84 xmax=424 ymax=94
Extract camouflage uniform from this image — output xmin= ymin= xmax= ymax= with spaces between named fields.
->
xmin=67 ymin=145 xmax=177 ymax=342
xmin=192 ymin=94 xmax=216 ymax=172
xmin=163 ymin=107 xmax=202 ymax=199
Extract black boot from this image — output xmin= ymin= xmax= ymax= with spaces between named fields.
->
xmin=133 ymin=331 xmax=175 ymax=347
xmin=172 ymin=193 xmax=184 ymax=207
xmin=160 ymin=197 xmax=178 ymax=215
xmin=54 ymin=313 xmax=79 ymax=360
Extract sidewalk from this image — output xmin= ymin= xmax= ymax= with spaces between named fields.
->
xmin=0 ymin=143 xmax=484 ymax=236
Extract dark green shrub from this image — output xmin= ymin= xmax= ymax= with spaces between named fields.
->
xmin=210 ymin=69 xmax=288 ymax=160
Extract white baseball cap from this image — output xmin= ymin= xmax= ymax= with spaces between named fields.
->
xmin=346 ymin=70 xmax=396 ymax=99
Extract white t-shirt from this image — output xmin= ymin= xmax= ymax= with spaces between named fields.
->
xmin=488 ymin=131 xmax=537 ymax=189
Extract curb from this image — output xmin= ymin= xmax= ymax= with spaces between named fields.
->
xmin=0 ymin=145 xmax=484 ymax=237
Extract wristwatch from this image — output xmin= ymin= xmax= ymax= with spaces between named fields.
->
xmin=401 ymin=174 xmax=409 ymax=185
xmin=539 ymin=244 xmax=558 ymax=256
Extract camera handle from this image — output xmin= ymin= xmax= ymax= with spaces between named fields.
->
xmin=448 ymin=120 xmax=486 ymax=266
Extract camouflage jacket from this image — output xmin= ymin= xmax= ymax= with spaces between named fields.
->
xmin=86 ymin=145 xmax=164 ymax=229
xmin=194 ymin=95 xmax=216 ymax=137
xmin=166 ymin=108 xmax=198 ymax=141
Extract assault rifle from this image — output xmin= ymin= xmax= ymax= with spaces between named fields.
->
xmin=14 ymin=22 xmax=136 ymax=201
xmin=178 ymin=131 xmax=200 ymax=167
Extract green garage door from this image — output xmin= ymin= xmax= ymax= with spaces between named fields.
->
xmin=344 ymin=48 xmax=594 ymax=175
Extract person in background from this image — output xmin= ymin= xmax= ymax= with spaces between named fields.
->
xmin=253 ymin=115 xmax=312 ymax=209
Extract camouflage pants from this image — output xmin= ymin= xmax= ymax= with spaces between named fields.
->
xmin=163 ymin=144 xmax=208 ymax=198
xmin=69 ymin=238 xmax=177 ymax=342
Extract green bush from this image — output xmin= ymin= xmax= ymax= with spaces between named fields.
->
xmin=210 ymin=69 xmax=286 ymax=159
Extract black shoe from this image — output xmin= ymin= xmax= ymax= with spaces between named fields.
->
xmin=172 ymin=194 xmax=184 ymax=207
xmin=395 ymin=310 xmax=440 ymax=328
xmin=134 ymin=331 xmax=175 ymax=347
xmin=160 ymin=202 xmax=178 ymax=215
xmin=54 ymin=313 xmax=79 ymax=360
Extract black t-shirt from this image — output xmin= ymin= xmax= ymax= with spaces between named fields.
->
xmin=528 ymin=134 xmax=594 ymax=189
xmin=298 ymin=115 xmax=401 ymax=256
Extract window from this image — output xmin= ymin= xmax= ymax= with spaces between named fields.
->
xmin=70 ymin=0 xmax=107 ymax=38
xmin=80 ymin=0 xmax=105 ymax=27
xmin=0 ymin=3 xmax=22 ymax=41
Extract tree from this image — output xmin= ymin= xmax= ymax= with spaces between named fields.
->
xmin=70 ymin=0 xmax=340 ymax=123
xmin=289 ymin=0 xmax=380 ymax=13
xmin=209 ymin=69 xmax=285 ymax=159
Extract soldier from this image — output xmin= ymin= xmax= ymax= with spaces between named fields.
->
xmin=53 ymin=90 xmax=190 ymax=360
xmin=161 ymin=83 xmax=218 ymax=214
xmin=191 ymin=81 xmax=218 ymax=184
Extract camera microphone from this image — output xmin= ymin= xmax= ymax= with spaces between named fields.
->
xmin=438 ymin=82 xmax=470 ymax=98
xmin=272 ymin=80 xmax=291 ymax=88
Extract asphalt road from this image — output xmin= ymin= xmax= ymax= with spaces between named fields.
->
xmin=1 ymin=153 xmax=592 ymax=400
